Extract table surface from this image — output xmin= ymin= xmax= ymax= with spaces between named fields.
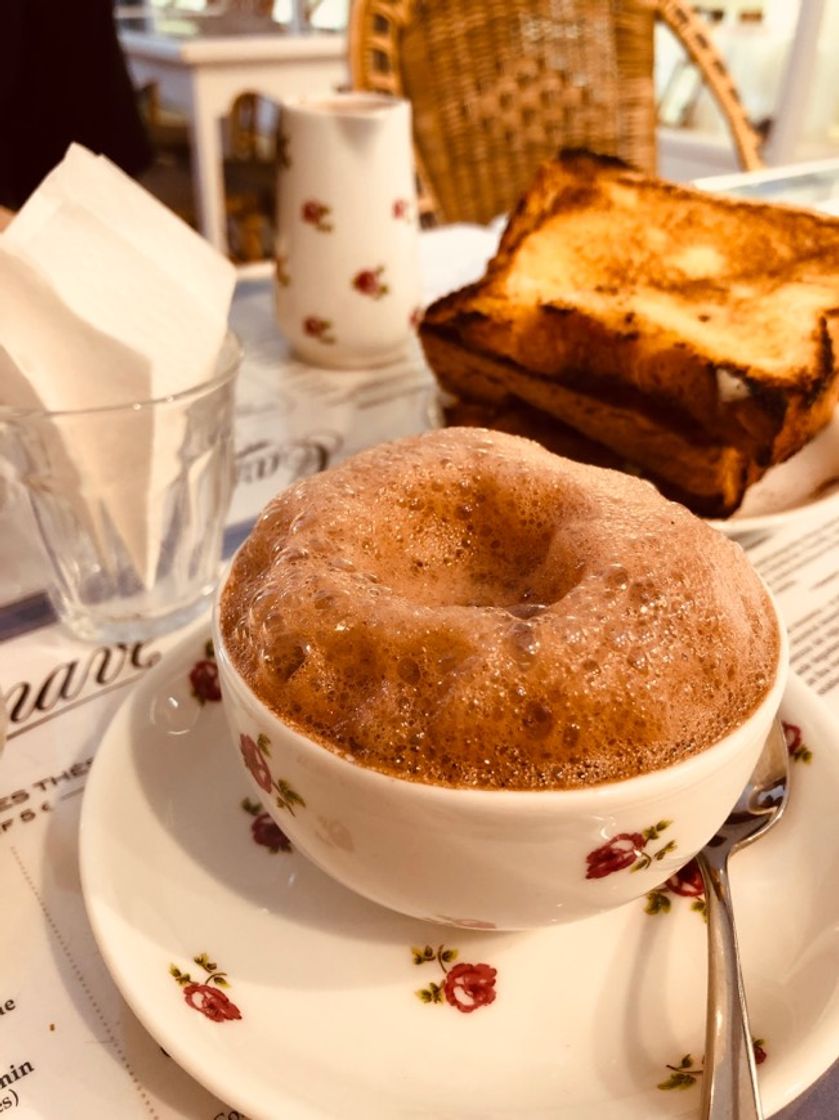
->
xmin=3 ymin=166 xmax=839 ymax=1118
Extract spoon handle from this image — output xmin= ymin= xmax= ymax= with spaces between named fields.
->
xmin=697 ymin=850 xmax=763 ymax=1120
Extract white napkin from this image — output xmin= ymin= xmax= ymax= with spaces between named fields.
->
xmin=0 ymin=144 xmax=236 ymax=587
xmin=418 ymin=223 xmax=501 ymax=306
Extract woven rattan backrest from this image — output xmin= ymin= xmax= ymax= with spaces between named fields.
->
xmin=656 ymin=0 xmax=762 ymax=173
xmin=349 ymin=0 xmax=762 ymax=225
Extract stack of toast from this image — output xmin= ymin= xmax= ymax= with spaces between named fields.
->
xmin=419 ymin=150 xmax=839 ymax=517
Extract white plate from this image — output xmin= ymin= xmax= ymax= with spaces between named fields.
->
xmin=708 ymin=409 xmax=839 ymax=537
xmin=80 ymin=628 xmax=839 ymax=1120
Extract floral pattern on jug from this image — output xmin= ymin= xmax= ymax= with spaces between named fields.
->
xmin=302 ymin=316 xmax=335 ymax=344
xmin=273 ymin=95 xmax=418 ymax=366
xmin=352 ymin=266 xmax=389 ymax=300
xmin=276 ymin=255 xmax=290 ymax=287
xmin=658 ymin=1040 xmax=766 ymax=1090
xmin=189 ymin=640 xmax=221 ymax=705
xmin=170 ymin=953 xmax=242 ymax=1023
xmin=301 ymin=200 xmax=333 ymax=232
xmin=586 ymin=820 xmax=675 ymax=879
xmin=413 ymin=944 xmax=497 ymax=1013
xmin=242 ymin=798 xmax=292 ymax=853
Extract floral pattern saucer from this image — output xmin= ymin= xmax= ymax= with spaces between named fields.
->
xmin=80 ymin=626 xmax=839 ymax=1120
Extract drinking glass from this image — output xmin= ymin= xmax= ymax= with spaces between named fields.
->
xmin=0 ymin=333 xmax=241 ymax=643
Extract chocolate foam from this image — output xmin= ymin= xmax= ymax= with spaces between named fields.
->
xmin=220 ymin=428 xmax=780 ymax=790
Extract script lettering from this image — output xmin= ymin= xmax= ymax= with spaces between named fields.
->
xmin=235 ymin=432 xmax=342 ymax=487
xmin=4 ymin=641 xmax=160 ymax=726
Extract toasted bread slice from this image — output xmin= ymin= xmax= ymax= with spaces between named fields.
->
xmin=420 ymin=150 xmax=839 ymax=516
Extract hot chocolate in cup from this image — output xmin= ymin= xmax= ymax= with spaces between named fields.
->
xmin=213 ymin=428 xmax=788 ymax=930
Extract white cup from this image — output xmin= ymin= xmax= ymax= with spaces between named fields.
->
xmin=274 ymin=92 xmax=421 ymax=369
xmin=213 ymin=586 xmax=789 ymax=931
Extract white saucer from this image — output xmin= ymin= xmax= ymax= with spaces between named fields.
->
xmin=80 ymin=628 xmax=839 ymax=1120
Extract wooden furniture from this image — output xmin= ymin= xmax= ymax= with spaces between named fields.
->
xmin=349 ymin=0 xmax=763 ymax=225
xmin=119 ymin=24 xmax=348 ymax=249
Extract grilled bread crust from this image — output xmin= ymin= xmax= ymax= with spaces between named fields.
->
xmin=420 ymin=150 xmax=839 ymax=516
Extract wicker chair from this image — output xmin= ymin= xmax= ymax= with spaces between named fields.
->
xmin=349 ymin=0 xmax=763 ymax=226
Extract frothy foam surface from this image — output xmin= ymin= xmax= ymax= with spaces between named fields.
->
xmin=220 ymin=428 xmax=780 ymax=790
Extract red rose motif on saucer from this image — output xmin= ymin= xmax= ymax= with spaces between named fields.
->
xmin=189 ymin=659 xmax=220 ymax=704
xmin=413 ymin=943 xmax=497 ymax=1014
xmin=392 ymin=198 xmax=411 ymax=220
xmin=242 ymin=798 xmax=292 ymax=852
xmin=783 ymin=720 xmax=813 ymax=762
xmin=444 ymin=962 xmax=498 ymax=1013
xmin=189 ymin=640 xmax=221 ymax=704
xmin=252 ymin=812 xmax=291 ymax=852
xmin=240 ymin=732 xmax=272 ymax=793
xmin=666 ymin=859 xmax=704 ymax=897
xmin=170 ymin=953 xmax=241 ymax=1023
xmin=646 ymin=857 xmax=706 ymax=918
xmin=301 ymin=199 xmax=333 ymax=232
xmin=659 ymin=1039 xmax=766 ymax=1090
xmin=352 ymin=266 xmax=389 ymax=300
xmin=183 ymin=983 xmax=242 ymax=1022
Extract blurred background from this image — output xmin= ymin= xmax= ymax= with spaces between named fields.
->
xmin=3 ymin=0 xmax=838 ymax=262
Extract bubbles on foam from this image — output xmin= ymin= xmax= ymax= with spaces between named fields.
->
xmin=290 ymin=512 xmax=313 ymax=534
xmin=523 ymin=701 xmax=553 ymax=739
xmin=272 ymin=543 xmax=309 ymax=562
xmin=221 ymin=427 xmax=780 ymax=791
xmin=397 ymin=657 xmax=421 ymax=684
xmin=246 ymin=587 xmax=284 ymax=638
xmin=259 ymin=635 xmax=310 ymax=683
xmin=626 ymin=648 xmax=649 ymax=671
xmin=331 ymin=556 xmax=356 ymax=572
xmin=563 ymin=722 xmax=580 ymax=748
xmin=506 ymin=620 xmax=540 ymax=659
xmin=605 ymin=563 xmax=629 ymax=591
xmin=508 ymin=602 xmax=549 ymax=620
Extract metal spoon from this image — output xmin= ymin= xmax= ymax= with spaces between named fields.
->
xmin=695 ymin=716 xmax=790 ymax=1120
